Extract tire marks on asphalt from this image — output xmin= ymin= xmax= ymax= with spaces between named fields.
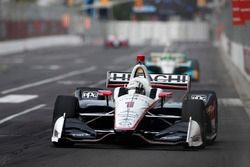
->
xmin=0 ymin=95 xmax=38 ymax=103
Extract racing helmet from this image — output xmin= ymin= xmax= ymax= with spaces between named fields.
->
xmin=127 ymin=79 xmax=146 ymax=95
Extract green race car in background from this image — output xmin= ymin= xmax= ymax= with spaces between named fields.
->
xmin=145 ymin=52 xmax=200 ymax=81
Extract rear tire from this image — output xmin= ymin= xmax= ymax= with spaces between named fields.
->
xmin=52 ymin=96 xmax=79 ymax=147
xmin=182 ymin=100 xmax=206 ymax=149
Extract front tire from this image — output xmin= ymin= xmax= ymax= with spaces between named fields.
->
xmin=187 ymin=90 xmax=218 ymax=144
xmin=182 ymin=100 xmax=206 ymax=149
xmin=52 ymin=96 xmax=79 ymax=147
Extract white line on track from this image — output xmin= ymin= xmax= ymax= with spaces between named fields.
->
xmin=57 ymin=80 xmax=87 ymax=85
xmin=218 ymin=98 xmax=243 ymax=107
xmin=1 ymin=66 xmax=96 ymax=95
xmin=0 ymin=94 xmax=38 ymax=103
xmin=0 ymin=104 xmax=46 ymax=125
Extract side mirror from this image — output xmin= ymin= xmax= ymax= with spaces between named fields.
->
xmin=98 ymin=90 xmax=112 ymax=97
xmin=158 ymin=92 xmax=172 ymax=98
xmin=98 ymin=90 xmax=112 ymax=106
xmin=158 ymin=92 xmax=172 ymax=108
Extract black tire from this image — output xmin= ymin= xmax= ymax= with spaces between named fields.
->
xmin=52 ymin=96 xmax=78 ymax=124
xmin=187 ymin=90 xmax=218 ymax=144
xmin=182 ymin=100 xmax=206 ymax=149
xmin=52 ymin=96 xmax=79 ymax=147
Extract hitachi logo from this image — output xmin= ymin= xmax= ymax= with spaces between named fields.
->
xmin=112 ymin=73 xmax=131 ymax=81
xmin=109 ymin=72 xmax=189 ymax=84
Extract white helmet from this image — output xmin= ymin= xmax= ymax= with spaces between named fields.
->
xmin=127 ymin=78 xmax=150 ymax=95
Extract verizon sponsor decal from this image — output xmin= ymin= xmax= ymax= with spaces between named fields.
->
xmin=232 ymin=0 xmax=245 ymax=25
xmin=240 ymin=0 xmax=250 ymax=21
xmin=232 ymin=0 xmax=250 ymax=26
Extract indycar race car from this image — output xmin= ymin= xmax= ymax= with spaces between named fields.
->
xmin=51 ymin=55 xmax=217 ymax=149
xmin=104 ymin=35 xmax=129 ymax=48
xmin=145 ymin=52 xmax=200 ymax=81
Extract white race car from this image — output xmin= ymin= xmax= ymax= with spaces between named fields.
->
xmin=51 ymin=55 xmax=217 ymax=149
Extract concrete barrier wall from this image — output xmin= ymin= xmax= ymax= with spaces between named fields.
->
xmin=0 ymin=35 xmax=83 ymax=56
xmin=220 ymin=33 xmax=250 ymax=82
xmin=107 ymin=21 xmax=209 ymax=46
xmin=217 ymin=1 xmax=250 ymax=82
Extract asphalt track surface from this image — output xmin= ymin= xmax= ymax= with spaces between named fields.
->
xmin=0 ymin=43 xmax=249 ymax=167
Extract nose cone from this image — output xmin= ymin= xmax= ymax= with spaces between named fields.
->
xmin=114 ymin=95 xmax=153 ymax=131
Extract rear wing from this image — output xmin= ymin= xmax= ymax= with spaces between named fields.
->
xmin=106 ymin=71 xmax=190 ymax=90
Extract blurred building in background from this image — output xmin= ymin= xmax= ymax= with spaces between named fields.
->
xmin=111 ymin=0 xmax=215 ymax=21
xmin=0 ymin=0 xmax=84 ymax=41
xmin=1 ymin=0 xmax=244 ymax=45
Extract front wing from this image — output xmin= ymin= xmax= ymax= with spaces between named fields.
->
xmin=52 ymin=113 xmax=203 ymax=147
